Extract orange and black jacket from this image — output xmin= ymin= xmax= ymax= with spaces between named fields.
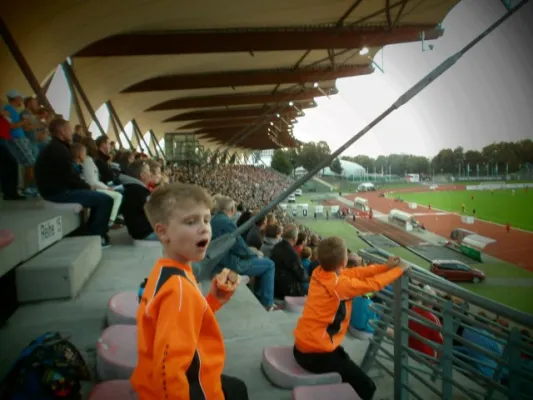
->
xmin=294 ymin=264 xmax=403 ymax=353
xmin=131 ymin=258 xmax=225 ymax=399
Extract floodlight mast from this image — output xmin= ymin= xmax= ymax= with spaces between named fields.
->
xmin=202 ymin=0 xmax=528 ymax=272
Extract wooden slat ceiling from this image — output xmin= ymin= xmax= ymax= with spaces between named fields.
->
xmin=0 ymin=0 xmax=460 ymax=150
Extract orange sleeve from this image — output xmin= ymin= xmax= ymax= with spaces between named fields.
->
xmin=205 ymin=292 xmax=222 ymax=313
xmin=343 ymin=264 xmax=388 ymax=279
xmin=336 ymin=267 xmax=403 ymax=300
xmin=152 ymin=282 xmax=200 ymax=399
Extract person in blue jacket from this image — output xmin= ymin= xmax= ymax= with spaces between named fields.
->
xmin=210 ymin=195 xmax=278 ymax=311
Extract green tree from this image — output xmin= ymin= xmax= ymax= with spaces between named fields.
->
xmin=330 ymin=158 xmax=343 ymax=175
xmin=297 ymin=141 xmax=331 ymax=172
xmin=270 ymin=149 xmax=293 ymax=175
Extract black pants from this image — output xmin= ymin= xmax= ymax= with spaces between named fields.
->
xmin=0 ymin=139 xmax=19 ymax=198
xmin=293 ymin=346 xmax=376 ymax=400
xmin=190 ymin=374 xmax=249 ymax=400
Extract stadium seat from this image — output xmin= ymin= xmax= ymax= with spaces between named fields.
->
xmin=96 ymin=325 xmax=137 ymax=381
xmin=284 ymin=296 xmax=306 ymax=313
xmin=107 ymin=292 xmax=138 ymax=326
xmin=293 ymin=383 xmax=360 ymax=400
xmin=262 ymin=346 xmax=342 ymax=389
xmin=89 ymin=380 xmax=138 ymax=399
xmin=43 ymin=201 xmax=83 ymax=213
xmin=0 ymin=230 xmax=14 ymax=249
xmin=133 ymin=239 xmax=162 ymax=248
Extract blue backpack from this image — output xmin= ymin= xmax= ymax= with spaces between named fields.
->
xmin=0 ymin=332 xmax=90 ymax=399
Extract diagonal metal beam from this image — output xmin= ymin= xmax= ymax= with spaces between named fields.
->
xmin=122 ymin=65 xmax=371 ymax=93
xmin=75 ymin=25 xmax=442 ymax=57
xmin=107 ymin=100 xmax=134 ymax=150
xmin=163 ymin=106 xmax=299 ymax=122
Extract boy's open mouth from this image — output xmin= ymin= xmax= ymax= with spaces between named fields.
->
xmin=197 ymin=239 xmax=209 ymax=249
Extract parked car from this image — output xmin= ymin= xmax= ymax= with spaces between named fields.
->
xmin=287 ymin=194 xmax=296 ymax=203
xmin=430 ymin=260 xmax=485 ymax=283
xmin=294 ymin=189 xmax=303 ymax=196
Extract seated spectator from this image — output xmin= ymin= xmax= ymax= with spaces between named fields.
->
xmin=308 ymin=233 xmax=320 ymax=249
xmin=300 ymin=246 xmax=312 ymax=276
xmin=146 ymin=159 xmax=163 ymax=192
xmin=293 ymin=237 xmax=405 ymax=400
xmin=34 ymin=118 xmax=113 ymax=247
xmin=117 ymin=150 xmax=134 ymax=173
xmin=210 ymin=196 xmax=278 ymax=311
xmin=72 ymin=125 xmax=84 ymax=143
xmin=293 ymin=232 xmax=307 ymax=256
xmin=75 ymin=139 xmax=123 ymax=229
xmin=236 ymin=210 xmax=253 ymax=239
xmin=0 ymin=106 xmax=21 ymax=200
xmin=408 ymin=285 xmax=443 ymax=360
xmin=121 ymin=160 xmax=157 ymax=241
xmin=308 ymin=247 xmax=320 ymax=276
xmin=245 ymin=215 xmax=266 ymax=250
xmin=454 ymin=312 xmax=505 ymax=378
xmin=270 ymin=224 xmax=308 ymax=298
xmin=260 ymin=223 xmax=282 ymax=258
xmin=94 ymin=135 xmax=119 ymax=186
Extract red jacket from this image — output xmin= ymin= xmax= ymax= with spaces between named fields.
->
xmin=408 ymin=306 xmax=443 ymax=358
xmin=0 ymin=116 xmax=10 ymax=140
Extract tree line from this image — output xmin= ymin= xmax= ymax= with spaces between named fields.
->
xmin=271 ymin=139 xmax=533 ymax=176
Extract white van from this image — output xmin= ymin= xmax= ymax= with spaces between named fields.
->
xmin=357 ymin=182 xmax=376 ymax=192
xmin=288 ymin=194 xmax=296 ymax=203
xmin=354 ymin=197 xmax=369 ymax=212
xmin=295 ymin=189 xmax=303 ymax=196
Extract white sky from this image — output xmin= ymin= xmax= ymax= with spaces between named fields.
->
xmin=293 ymin=0 xmax=533 ymax=158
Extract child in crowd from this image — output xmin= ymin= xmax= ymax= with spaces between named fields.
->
xmin=300 ymin=246 xmax=312 ymax=276
xmin=131 ymin=183 xmax=249 ymax=400
xmin=70 ymin=143 xmax=85 ymax=176
xmin=259 ymin=223 xmax=282 ymax=258
xmin=146 ymin=159 xmax=164 ymax=192
xmin=293 ymin=237 xmax=407 ymax=400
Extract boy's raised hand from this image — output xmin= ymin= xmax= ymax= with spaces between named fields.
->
xmin=386 ymin=256 xmax=401 ymax=269
xmin=210 ymin=268 xmax=240 ymax=306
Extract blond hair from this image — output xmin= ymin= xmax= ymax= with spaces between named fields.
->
xmin=318 ymin=236 xmax=347 ymax=271
xmin=144 ymin=183 xmax=213 ymax=227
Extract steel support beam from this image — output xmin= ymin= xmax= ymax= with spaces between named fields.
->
xmin=62 ymin=63 xmax=88 ymax=133
xmin=151 ymin=130 xmax=167 ymax=161
xmin=0 ymin=16 xmax=54 ymax=112
xmin=163 ymin=106 xmax=298 ymax=122
xmin=147 ymin=88 xmax=332 ymax=111
xmin=107 ymin=102 xmax=124 ymax=148
xmin=107 ymin=100 xmax=134 ymax=150
xmin=132 ymin=119 xmax=153 ymax=156
xmin=177 ymin=116 xmax=292 ymax=130
xmin=62 ymin=62 xmax=106 ymax=136
xmin=123 ymin=65 xmax=371 ymax=93
xmin=75 ymin=25 xmax=442 ymax=57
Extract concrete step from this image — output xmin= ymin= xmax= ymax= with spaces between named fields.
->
xmin=16 ymin=236 xmax=102 ymax=302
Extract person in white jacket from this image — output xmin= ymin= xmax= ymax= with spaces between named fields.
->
xmin=76 ymin=138 xmax=123 ymax=227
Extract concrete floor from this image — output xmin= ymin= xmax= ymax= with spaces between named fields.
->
xmin=0 ymin=228 xmax=492 ymax=400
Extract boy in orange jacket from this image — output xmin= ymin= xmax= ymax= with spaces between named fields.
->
xmin=131 ymin=183 xmax=248 ymax=400
xmin=293 ymin=237 xmax=407 ymax=400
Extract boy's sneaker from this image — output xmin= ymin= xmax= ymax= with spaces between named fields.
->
xmin=265 ymin=304 xmax=283 ymax=312
xmin=101 ymin=235 xmax=111 ymax=248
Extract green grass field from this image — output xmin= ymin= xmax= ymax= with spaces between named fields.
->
xmin=400 ymin=189 xmax=533 ymax=231
xmin=289 ymin=192 xmax=533 ymax=315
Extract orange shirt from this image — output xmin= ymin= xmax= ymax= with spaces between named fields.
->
xmin=294 ymin=264 xmax=403 ymax=353
xmin=131 ymin=258 xmax=225 ymax=399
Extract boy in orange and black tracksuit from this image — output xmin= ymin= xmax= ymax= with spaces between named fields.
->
xmin=293 ymin=237 xmax=407 ymax=400
xmin=131 ymin=183 xmax=249 ymax=400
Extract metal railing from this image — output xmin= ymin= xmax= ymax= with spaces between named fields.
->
xmin=359 ymin=267 xmax=533 ymax=400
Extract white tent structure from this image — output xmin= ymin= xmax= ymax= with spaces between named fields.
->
xmin=323 ymin=159 xmax=365 ymax=177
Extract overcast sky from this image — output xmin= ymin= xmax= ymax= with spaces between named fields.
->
xmin=293 ymin=0 xmax=533 ymax=158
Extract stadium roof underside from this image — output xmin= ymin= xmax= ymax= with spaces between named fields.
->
xmin=0 ymin=0 xmax=459 ymax=151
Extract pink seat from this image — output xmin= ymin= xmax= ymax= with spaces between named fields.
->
xmin=262 ymin=346 xmax=341 ymax=389
xmin=89 ymin=380 xmax=138 ymax=399
xmin=284 ymin=296 xmax=306 ymax=313
xmin=96 ymin=325 xmax=137 ymax=381
xmin=293 ymin=383 xmax=360 ymax=399
xmin=0 ymin=230 xmax=14 ymax=249
xmin=107 ymin=292 xmax=138 ymax=326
